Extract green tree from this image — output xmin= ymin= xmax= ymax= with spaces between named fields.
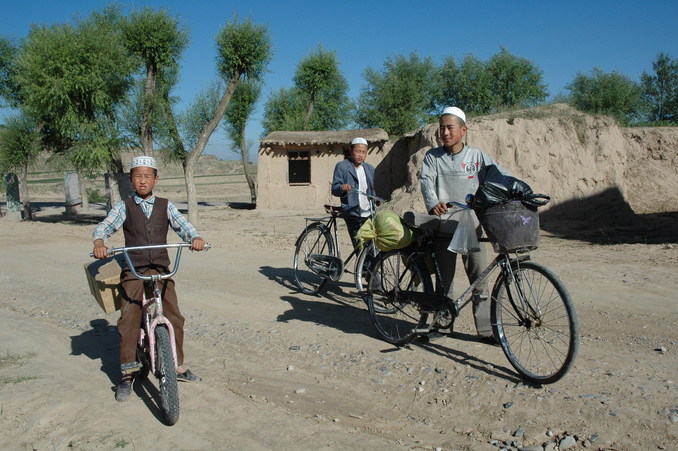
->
xmin=438 ymin=48 xmax=547 ymax=115
xmin=356 ymin=52 xmax=441 ymax=137
xmin=261 ymin=87 xmax=305 ymax=134
xmin=0 ymin=113 xmax=41 ymax=219
xmin=567 ymin=67 xmax=644 ymax=125
xmin=167 ymin=17 xmax=271 ymax=224
xmin=224 ymin=78 xmax=261 ymax=204
xmin=262 ymin=46 xmax=351 ymax=134
xmin=487 ymin=47 xmax=548 ymax=109
xmin=14 ymin=8 xmax=133 ymax=171
xmin=121 ymin=7 xmax=188 ymax=154
xmin=293 ymin=46 xmax=351 ymax=130
xmin=0 ymin=36 xmax=19 ymax=107
xmin=641 ymin=53 xmax=678 ymax=123
xmin=439 ymin=54 xmax=494 ymax=114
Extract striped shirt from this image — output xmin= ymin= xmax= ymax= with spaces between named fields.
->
xmin=92 ymin=194 xmax=200 ymax=243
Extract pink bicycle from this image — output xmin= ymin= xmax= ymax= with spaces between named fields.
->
xmin=99 ymin=243 xmax=209 ymax=425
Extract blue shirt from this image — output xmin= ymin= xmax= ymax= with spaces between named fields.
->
xmin=92 ymin=194 xmax=200 ymax=243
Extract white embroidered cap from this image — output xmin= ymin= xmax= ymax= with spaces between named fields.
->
xmin=351 ymin=137 xmax=368 ymax=146
xmin=130 ymin=155 xmax=157 ymax=169
xmin=440 ymin=106 xmax=466 ymax=124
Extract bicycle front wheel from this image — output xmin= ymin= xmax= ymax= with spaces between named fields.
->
xmin=366 ymin=250 xmax=432 ymax=345
xmin=354 ymin=241 xmax=378 ymax=293
xmin=155 ymin=325 xmax=180 ymax=425
xmin=293 ymin=223 xmax=335 ymax=295
xmin=491 ymin=261 xmax=579 ymax=384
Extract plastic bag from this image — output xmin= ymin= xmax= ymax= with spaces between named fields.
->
xmin=447 ymin=209 xmax=480 ymax=254
xmin=471 ymin=165 xmax=550 ymax=212
xmin=356 ymin=210 xmax=414 ymax=252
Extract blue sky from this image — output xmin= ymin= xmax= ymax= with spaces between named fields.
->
xmin=2 ymin=0 xmax=677 ymax=160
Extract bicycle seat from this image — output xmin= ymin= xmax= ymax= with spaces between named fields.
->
xmin=324 ymin=205 xmax=343 ymax=216
xmin=402 ymin=211 xmax=458 ymax=236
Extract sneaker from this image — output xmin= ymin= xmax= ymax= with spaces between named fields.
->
xmin=176 ymin=369 xmax=201 ymax=382
xmin=115 ymin=376 xmax=133 ymax=402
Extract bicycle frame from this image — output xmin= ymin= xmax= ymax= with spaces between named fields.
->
xmin=405 ymin=208 xmax=531 ymax=327
xmin=301 ymin=190 xmax=380 ymax=279
xmin=111 ymin=243 xmax=192 ymax=375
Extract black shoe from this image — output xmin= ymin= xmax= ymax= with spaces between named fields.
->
xmin=177 ymin=369 xmax=201 ymax=382
xmin=419 ymin=331 xmax=447 ymax=343
xmin=479 ymin=335 xmax=500 ymax=346
xmin=115 ymin=377 xmax=133 ymax=402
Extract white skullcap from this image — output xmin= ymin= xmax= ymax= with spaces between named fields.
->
xmin=440 ymin=106 xmax=466 ymax=124
xmin=131 ymin=156 xmax=157 ymax=169
xmin=351 ymin=137 xmax=368 ymax=146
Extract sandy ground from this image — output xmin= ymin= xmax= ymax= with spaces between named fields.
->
xmin=1 ymin=203 xmax=677 ymax=450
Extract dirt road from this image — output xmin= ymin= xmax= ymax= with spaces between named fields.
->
xmin=1 ymin=206 xmax=676 ymax=450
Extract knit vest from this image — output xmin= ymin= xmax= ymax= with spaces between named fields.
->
xmin=123 ymin=197 xmax=170 ymax=268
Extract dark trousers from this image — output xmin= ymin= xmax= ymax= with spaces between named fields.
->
xmin=343 ymin=215 xmax=369 ymax=249
xmin=432 ymin=226 xmax=491 ymax=337
xmin=118 ymin=268 xmax=185 ymax=369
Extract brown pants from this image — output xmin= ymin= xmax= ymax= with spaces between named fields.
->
xmin=118 ymin=268 xmax=185 ymax=369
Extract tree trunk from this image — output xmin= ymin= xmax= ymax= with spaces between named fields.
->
xmin=141 ymin=62 xmax=157 ymax=156
xmin=19 ymin=163 xmax=33 ymax=220
xmin=184 ymin=72 xmax=241 ymax=225
xmin=105 ymin=157 xmax=125 ymax=212
xmin=302 ymin=96 xmax=315 ymax=131
xmin=183 ymin=160 xmax=199 ymax=224
xmin=240 ymin=133 xmax=256 ymax=205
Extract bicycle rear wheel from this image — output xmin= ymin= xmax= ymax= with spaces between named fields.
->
xmin=366 ymin=250 xmax=432 ymax=345
xmin=354 ymin=241 xmax=378 ymax=293
xmin=155 ymin=325 xmax=180 ymax=425
xmin=293 ymin=223 xmax=335 ymax=295
xmin=491 ymin=260 xmax=579 ymax=384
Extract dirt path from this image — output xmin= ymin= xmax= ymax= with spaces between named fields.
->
xmin=1 ymin=207 xmax=677 ymax=450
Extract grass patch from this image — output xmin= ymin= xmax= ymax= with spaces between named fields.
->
xmin=27 ymin=178 xmax=63 ymax=184
xmin=87 ymin=188 xmax=107 ymax=203
xmin=0 ymin=351 xmax=36 ymax=368
xmin=0 ymin=351 xmax=38 ymax=388
xmin=0 ymin=375 xmax=37 ymax=385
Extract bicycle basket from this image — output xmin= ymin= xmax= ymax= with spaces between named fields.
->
xmin=476 ymin=200 xmax=540 ymax=253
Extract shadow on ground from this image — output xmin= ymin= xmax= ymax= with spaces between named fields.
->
xmin=70 ymin=318 xmax=119 ymax=384
xmin=540 ymin=187 xmax=678 ymax=244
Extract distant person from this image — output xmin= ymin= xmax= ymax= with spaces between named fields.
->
xmin=420 ymin=107 xmax=511 ymax=343
xmin=92 ymin=155 xmax=207 ymax=402
xmin=331 ymin=137 xmax=378 ymax=248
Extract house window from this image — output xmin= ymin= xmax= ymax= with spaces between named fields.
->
xmin=288 ymin=151 xmax=310 ymax=184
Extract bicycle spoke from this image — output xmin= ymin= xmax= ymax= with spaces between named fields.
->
xmin=293 ymin=224 xmax=334 ymax=295
xmin=492 ymin=261 xmax=579 ymax=384
xmin=367 ymin=250 xmax=431 ymax=345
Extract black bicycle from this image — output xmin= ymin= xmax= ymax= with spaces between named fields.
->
xmin=293 ymin=189 xmax=381 ymax=296
xmin=364 ymin=201 xmax=579 ymax=384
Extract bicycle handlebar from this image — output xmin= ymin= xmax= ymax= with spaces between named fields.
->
xmin=445 ymin=201 xmax=469 ymax=210
xmin=89 ymin=243 xmax=211 ymax=281
xmin=352 ymin=188 xmax=385 ymax=205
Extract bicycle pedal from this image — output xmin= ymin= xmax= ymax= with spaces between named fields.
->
xmin=414 ymin=327 xmax=432 ymax=334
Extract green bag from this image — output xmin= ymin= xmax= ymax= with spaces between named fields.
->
xmin=356 ymin=210 xmax=414 ymax=251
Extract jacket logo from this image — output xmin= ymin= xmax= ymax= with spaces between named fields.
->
xmin=461 ymin=162 xmax=478 ymax=176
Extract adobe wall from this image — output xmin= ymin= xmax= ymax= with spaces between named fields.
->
xmin=257 ymin=144 xmax=388 ymax=210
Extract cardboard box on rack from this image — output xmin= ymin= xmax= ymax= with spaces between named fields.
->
xmin=84 ymin=254 xmax=127 ymax=314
